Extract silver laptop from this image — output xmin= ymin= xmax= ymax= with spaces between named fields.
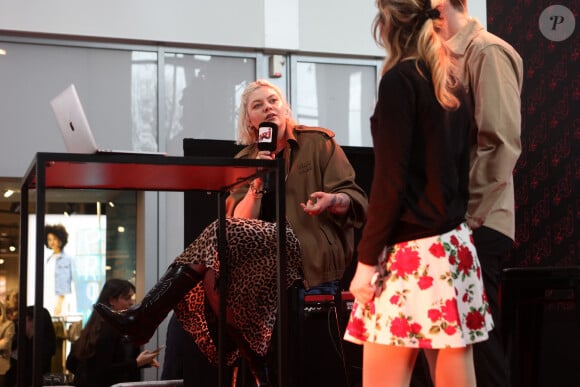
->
xmin=50 ymin=84 xmax=165 ymax=155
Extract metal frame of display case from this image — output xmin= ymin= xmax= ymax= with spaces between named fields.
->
xmin=18 ymin=152 xmax=287 ymax=387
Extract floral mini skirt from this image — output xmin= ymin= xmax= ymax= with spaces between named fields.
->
xmin=344 ymin=222 xmax=493 ymax=348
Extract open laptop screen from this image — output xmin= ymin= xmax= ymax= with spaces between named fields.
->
xmin=50 ymin=84 xmax=166 ymax=155
xmin=50 ymin=84 xmax=99 ymax=154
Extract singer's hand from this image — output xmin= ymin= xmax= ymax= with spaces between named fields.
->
xmin=256 ymin=151 xmax=274 ymax=160
xmin=300 ymin=192 xmax=350 ymax=216
xmin=254 ymin=151 xmax=273 ymax=196
xmin=300 ymin=192 xmax=331 ymax=215
xmin=250 ymin=177 xmax=264 ymax=192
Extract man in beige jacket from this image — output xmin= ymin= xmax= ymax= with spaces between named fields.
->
xmin=442 ymin=1 xmax=523 ymax=386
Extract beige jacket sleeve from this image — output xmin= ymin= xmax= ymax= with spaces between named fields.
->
xmin=466 ymin=42 xmax=523 ymax=236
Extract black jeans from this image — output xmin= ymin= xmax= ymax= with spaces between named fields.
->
xmin=472 ymin=226 xmax=513 ymax=387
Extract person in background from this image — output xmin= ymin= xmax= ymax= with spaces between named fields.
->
xmin=13 ymin=306 xmax=57 ymax=387
xmin=3 ymin=292 xmax=17 ymax=324
xmin=2 ymin=292 xmax=17 ymax=387
xmin=45 ymin=224 xmax=75 ymax=316
xmin=66 ymin=279 xmax=160 ymax=387
xmin=0 ymin=302 xmax=15 ymax=387
xmin=95 ymin=79 xmax=368 ymax=386
xmin=441 ymin=1 xmax=523 ymax=386
xmin=345 ymin=0 xmax=493 ymax=386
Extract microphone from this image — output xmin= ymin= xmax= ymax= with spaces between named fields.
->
xmin=257 ymin=122 xmax=278 ymax=192
xmin=257 ymin=122 xmax=278 ymax=152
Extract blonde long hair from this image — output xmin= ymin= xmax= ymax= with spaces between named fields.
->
xmin=236 ymin=79 xmax=296 ymax=145
xmin=372 ymin=0 xmax=459 ymax=110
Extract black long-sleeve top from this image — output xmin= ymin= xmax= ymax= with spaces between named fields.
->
xmin=67 ymin=323 xmax=142 ymax=387
xmin=357 ymin=60 xmax=474 ymax=265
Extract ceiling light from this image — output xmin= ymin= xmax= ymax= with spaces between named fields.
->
xmin=3 ymin=190 xmax=14 ymax=198
xmin=8 ymin=245 xmax=16 ymax=252
xmin=0 ymin=49 xmax=6 ymax=56
xmin=193 ymin=54 xmax=211 ymax=62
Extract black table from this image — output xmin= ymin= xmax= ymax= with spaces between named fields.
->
xmin=18 ymin=152 xmax=287 ymax=387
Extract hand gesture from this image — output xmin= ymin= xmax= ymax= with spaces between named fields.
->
xmin=136 ymin=348 xmax=161 ymax=368
xmin=300 ymin=192 xmax=351 ymax=216
xmin=300 ymin=191 xmax=333 ymax=216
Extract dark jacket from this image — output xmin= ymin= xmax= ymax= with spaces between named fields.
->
xmin=66 ymin=323 xmax=142 ymax=387
xmin=227 ymin=124 xmax=368 ymax=288
xmin=19 ymin=307 xmax=57 ymax=387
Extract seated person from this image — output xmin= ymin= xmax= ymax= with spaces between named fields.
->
xmin=95 ymin=79 xmax=368 ymax=386
xmin=66 ymin=279 xmax=160 ymax=387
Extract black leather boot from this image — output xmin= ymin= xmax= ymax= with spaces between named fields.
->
xmin=227 ymin=325 xmax=271 ymax=387
xmin=94 ymin=263 xmax=201 ymax=345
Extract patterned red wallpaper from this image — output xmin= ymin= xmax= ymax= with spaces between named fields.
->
xmin=487 ymin=1 xmax=579 ymax=267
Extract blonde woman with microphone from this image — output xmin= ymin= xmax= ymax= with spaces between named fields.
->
xmin=96 ymin=79 xmax=368 ymax=386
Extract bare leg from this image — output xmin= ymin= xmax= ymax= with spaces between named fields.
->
xmin=427 ymin=346 xmax=476 ymax=387
xmin=363 ymin=342 xmax=418 ymax=387
xmin=54 ymin=294 xmax=65 ymax=316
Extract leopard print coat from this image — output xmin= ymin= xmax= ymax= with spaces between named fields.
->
xmin=173 ymin=218 xmax=302 ymax=365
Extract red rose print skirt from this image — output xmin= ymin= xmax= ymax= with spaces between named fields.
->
xmin=344 ymin=223 xmax=493 ymax=348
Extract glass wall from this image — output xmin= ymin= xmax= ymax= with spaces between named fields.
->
xmin=162 ymin=51 xmax=257 ymax=154
xmin=0 ymin=34 xmax=380 ymax=325
xmin=291 ymin=56 xmax=380 ymax=147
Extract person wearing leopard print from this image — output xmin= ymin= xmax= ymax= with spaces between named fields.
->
xmin=95 ymin=79 xmax=368 ymax=386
